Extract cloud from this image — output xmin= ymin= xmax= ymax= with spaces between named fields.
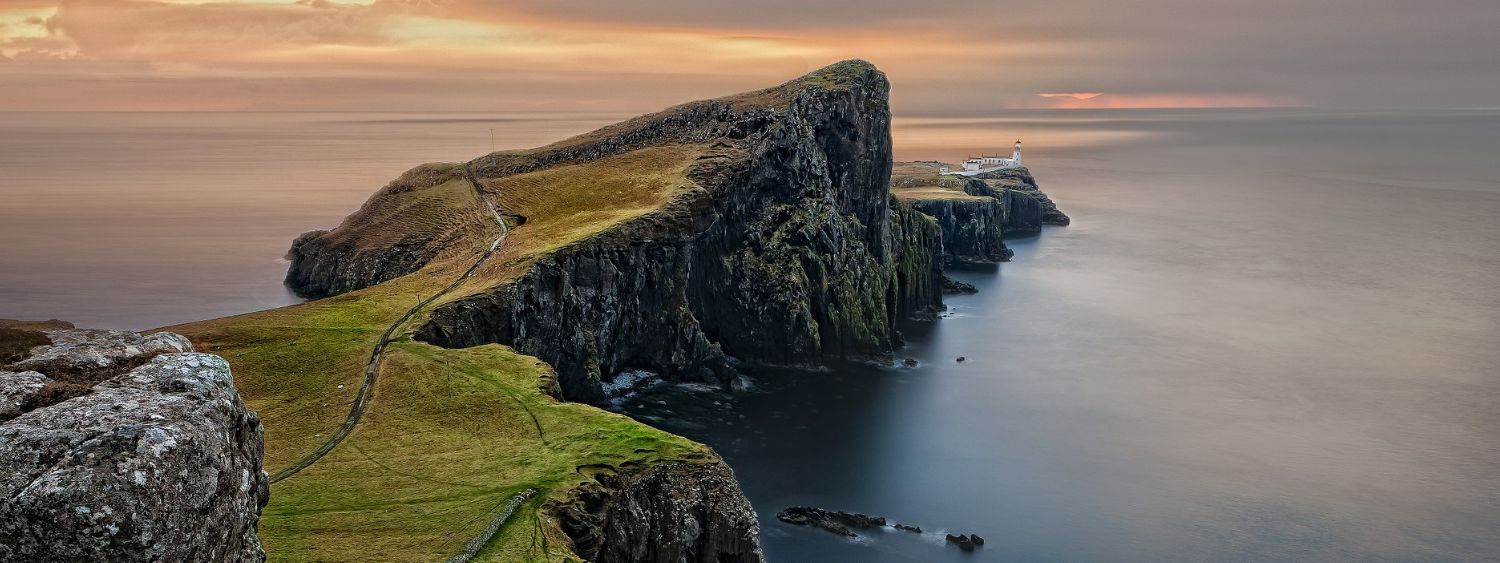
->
xmin=0 ymin=0 xmax=1496 ymax=111
xmin=1039 ymin=92 xmax=1103 ymax=100
xmin=1036 ymin=92 xmax=1290 ymax=109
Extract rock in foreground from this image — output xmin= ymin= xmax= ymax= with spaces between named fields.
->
xmin=0 ymin=327 xmax=268 ymax=562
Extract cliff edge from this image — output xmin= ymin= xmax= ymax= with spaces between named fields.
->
xmin=288 ymin=60 xmax=944 ymax=404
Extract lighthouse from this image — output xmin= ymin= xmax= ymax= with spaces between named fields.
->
xmin=947 ymin=139 xmax=1026 ymax=175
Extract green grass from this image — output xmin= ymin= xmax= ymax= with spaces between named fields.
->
xmin=161 ymin=61 xmax=891 ymax=561
xmin=168 ymin=144 xmax=718 ymax=562
xmin=255 ymin=340 xmax=701 ymax=561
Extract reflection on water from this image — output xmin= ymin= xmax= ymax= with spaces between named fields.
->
xmin=627 ymin=110 xmax=1500 ymax=562
xmin=2 ymin=109 xmax=1498 ymax=561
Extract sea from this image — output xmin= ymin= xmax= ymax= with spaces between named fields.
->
xmin=2 ymin=108 xmax=1497 ymax=562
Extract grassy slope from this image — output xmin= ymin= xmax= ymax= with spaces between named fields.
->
xmin=889 ymin=162 xmax=987 ymax=202
xmin=169 ymin=145 xmax=711 ymax=562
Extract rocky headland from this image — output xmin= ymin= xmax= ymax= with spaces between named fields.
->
xmin=150 ymin=60 xmax=1067 ymax=562
xmin=0 ymin=322 xmax=268 ymax=562
xmin=890 ymin=161 xmax=1069 ymax=266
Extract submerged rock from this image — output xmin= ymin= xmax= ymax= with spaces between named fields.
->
xmin=0 ymin=328 xmax=267 ymax=562
xmin=943 ymin=276 xmax=979 ymax=295
xmin=946 ymin=533 xmax=977 ymax=551
xmin=776 ymin=506 xmax=887 ymax=537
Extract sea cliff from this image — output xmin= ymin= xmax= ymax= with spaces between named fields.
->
xmin=291 ymin=61 xmax=946 ymax=404
xmin=161 ymin=60 xmax=1064 ymax=562
xmin=891 ymin=161 xmax=1069 ymax=265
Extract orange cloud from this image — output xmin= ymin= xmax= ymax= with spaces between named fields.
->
xmin=0 ymin=0 xmax=1291 ymax=112
xmin=1037 ymin=92 xmax=1290 ymax=109
xmin=1038 ymin=92 xmax=1102 ymax=100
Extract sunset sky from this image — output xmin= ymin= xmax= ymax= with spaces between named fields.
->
xmin=1 ymin=0 xmax=1495 ymax=113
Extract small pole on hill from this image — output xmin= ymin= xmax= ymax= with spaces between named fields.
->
xmin=490 ymin=127 xmax=495 ymax=153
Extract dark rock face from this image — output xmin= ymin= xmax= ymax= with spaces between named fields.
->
xmin=906 ymin=197 xmax=1012 ymax=264
xmin=964 ymin=167 xmax=1070 ymax=236
xmin=943 ymin=276 xmax=979 ymax=295
xmin=417 ymin=61 xmax=946 ymax=403
xmin=548 ymin=460 xmax=763 ymax=563
xmin=0 ymin=329 xmax=268 ymax=562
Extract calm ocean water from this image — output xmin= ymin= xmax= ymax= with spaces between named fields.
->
xmin=3 ymin=109 xmax=1498 ymax=561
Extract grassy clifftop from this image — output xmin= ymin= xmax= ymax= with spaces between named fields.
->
xmin=162 ymin=60 xmax=895 ymax=562
xmin=889 ymin=161 xmax=986 ymax=202
xmin=171 ymin=146 xmax=714 ymax=560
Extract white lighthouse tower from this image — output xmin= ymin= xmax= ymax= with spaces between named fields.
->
xmin=946 ymin=139 xmax=1025 ymax=176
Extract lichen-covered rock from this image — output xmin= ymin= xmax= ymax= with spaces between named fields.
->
xmin=548 ymin=459 xmax=763 ymax=563
xmin=0 ymin=333 xmax=267 ymax=562
xmin=12 ymin=328 xmax=192 ymax=381
xmin=0 ymin=370 xmax=48 ymax=421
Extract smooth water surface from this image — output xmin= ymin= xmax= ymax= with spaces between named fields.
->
xmin=3 ymin=109 xmax=1498 ymax=561
xmin=626 ymin=109 xmax=1500 ymax=562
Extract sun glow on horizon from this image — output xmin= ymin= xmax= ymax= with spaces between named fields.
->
xmin=0 ymin=0 xmax=1312 ymax=112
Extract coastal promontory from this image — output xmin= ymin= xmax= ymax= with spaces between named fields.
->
xmin=161 ymin=60 xmax=1064 ymax=562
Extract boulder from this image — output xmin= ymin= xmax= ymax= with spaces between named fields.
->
xmin=0 ymin=329 xmax=267 ymax=562
xmin=11 ymin=329 xmax=192 ymax=381
xmin=0 ymin=370 xmax=48 ymax=421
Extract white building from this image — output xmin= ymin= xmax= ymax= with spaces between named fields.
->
xmin=944 ymin=139 xmax=1022 ymax=176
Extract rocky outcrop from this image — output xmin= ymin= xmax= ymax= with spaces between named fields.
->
xmin=905 ymin=196 xmax=1012 ymax=264
xmin=776 ymin=506 xmax=890 ymax=537
xmin=547 ymin=459 xmax=763 ymax=563
xmin=0 ymin=370 xmax=48 ymax=421
xmin=11 ymin=328 xmax=193 ymax=381
xmin=415 ymin=61 xmax=945 ymax=403
xmin=0 ymin=328 xmax=268 ymax=562
xmin=963 ymin=167 xmax=1070 ymax=236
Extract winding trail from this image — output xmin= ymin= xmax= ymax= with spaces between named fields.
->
xmin=269 ymin=164 xmax=508 ymax=484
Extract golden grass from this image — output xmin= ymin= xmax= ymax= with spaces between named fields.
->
xmin=891 ymin=186 xmax=992 ymax=202
xmin=485 ymin=144 xmax=706 ymax=261
xmin=318 ymin=164 xmax=490 ymax=260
